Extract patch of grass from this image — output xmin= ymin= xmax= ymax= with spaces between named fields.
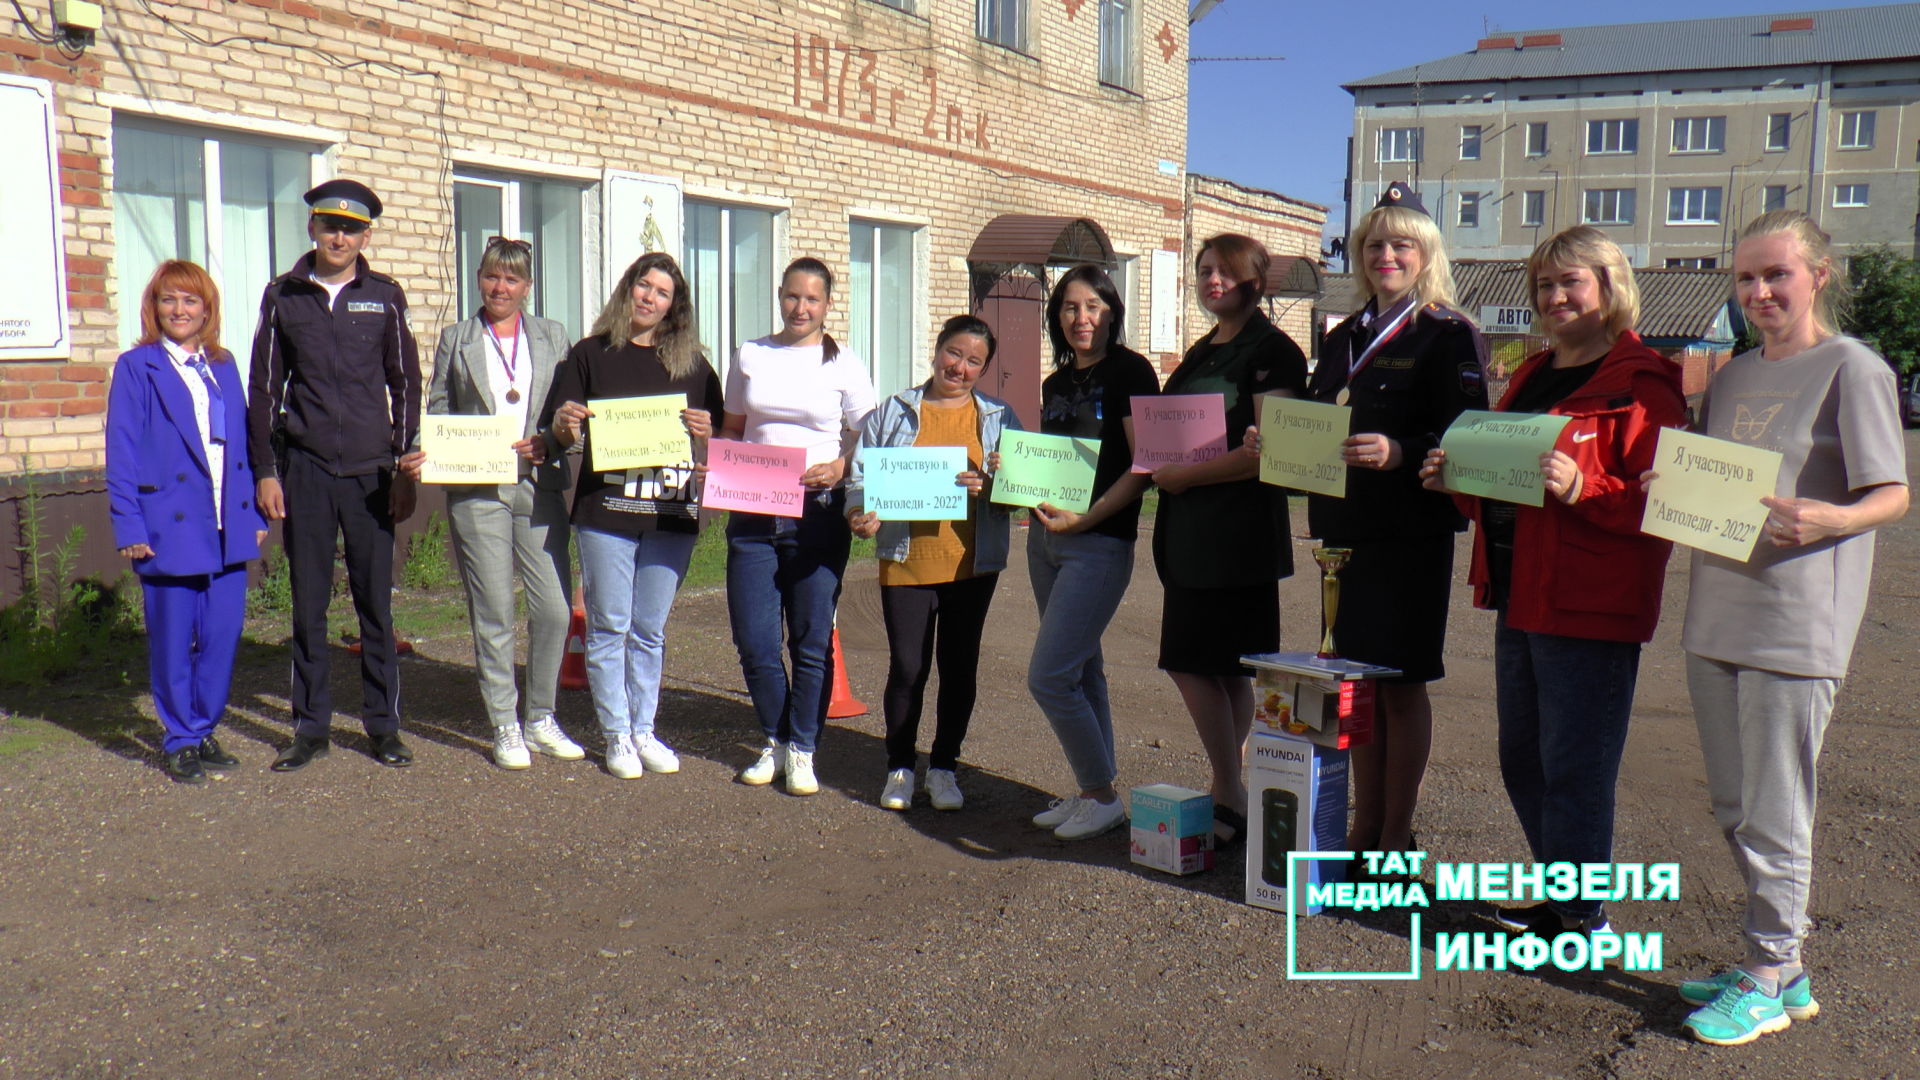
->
xmin=0 ymin=719 xmax=59 ymax=760
xmin=400 ymin=511 xmax=459 ymax=591
xmin=248 ymin=543 xmax=293 ymax=617
xmin=0 ymin=471 xmax=145 ymax=686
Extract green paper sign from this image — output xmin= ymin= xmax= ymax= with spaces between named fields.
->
xmin=1258 ymin=396 xmax=1350 ymax=497
xmin=992 ymin=430 xmax=1099 ymax=514
xmin=1440 ymin=410 xmax=1573 ymax=507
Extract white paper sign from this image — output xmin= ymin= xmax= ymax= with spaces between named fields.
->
xmin=1149 ymin=248 xmax=1180 ymax=354
xmin=0 ymin=75 xmax=70 ymax=360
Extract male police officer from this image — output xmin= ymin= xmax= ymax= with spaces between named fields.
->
xmin=248 ymin=179 xmax=422 ymax=771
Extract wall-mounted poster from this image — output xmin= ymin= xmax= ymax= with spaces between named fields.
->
xmin=0 ymin=75 xmax=70 ymax=360
xmin=1149 ymin=248 xmax=1179 ymax=354
xmin=603 ymin=170 xmax=682 ymax=287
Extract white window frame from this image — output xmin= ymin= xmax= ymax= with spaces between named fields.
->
xmin=1765 ymin=112 xmax=1792 ymax=152
xmin=1525 ymin=121 xmax=1549 ymax=158
xmin=1664 ymin=257 xmax=1718 ymax=269
xmin=1457 ymin=191 xmax=1481 ymax=228
xmin=1833 ymin=183 xmax=1870 ymax=208
xmin=1666 ymin=186 xmax=1722 ymax=225
xmin=1521 ymin=190 xmax=1545 ymax=227
xmin=1582 ymin=188 xmax=1634 ymax=226
xmin=1763 ymin=184 xmax=1789 ymax=213
xmin=1459 ymin=125 xmax=1482 ymax=161
xmin=1098 ymin=0 xmax=1136 ymax=90
xmin=1837 ymin=110 xmax=1875 ymax=150
xmin=1585 ymin=118 xmax=1638 ymax=155
xmin=976 ymin=0 xmax=1027 ymax=52
xmin=1670 ymin=116 xmax=1725 ymax=154
xmin=452 ymin=171 xmax=592 ymax=338
xmin=1377 ymin=127 xmax=1422 ymax=163
xmin=848 ymin=218 xmax=925 ymax=399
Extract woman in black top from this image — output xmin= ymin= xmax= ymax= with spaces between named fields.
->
xmin=541 ymin=253 xmax=724 ymax=781
xmin=1023 ymin=264 xmax=1161 ymax=841
xmin=1153 ymin=234 xmax=1307 ymax=845
xmin=1305 ymin=186 xmax=1487 ymax=857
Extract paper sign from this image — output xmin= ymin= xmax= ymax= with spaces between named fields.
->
xmin=861 ymin=446 xmax=969 ymax=521
xmin=1641 ymin=427 xmax=1784 ymax=561
xmin=1440 ymin=410 xmax=1573 ymax=506
xmin=1131 ymin=393 xmax=1228 ymax=473
xmin=992 ymin=430 xmax=1100 ymax=515
xmin=417 ymin=414 xmax=519 ymax=485
xmin=589 ymin=393 xmax=689 ymax=471
xmin=703 ymin=438 xmax=806 ymax=518
xmin=1258 ymin=396 xmax=1350 ymax=497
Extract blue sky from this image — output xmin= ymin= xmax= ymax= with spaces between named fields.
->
xmin=1185 ymin=0 xmax=1888 ymax=246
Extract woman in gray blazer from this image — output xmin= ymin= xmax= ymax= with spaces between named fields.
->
xmin=401 ymin=237 xmax=585 ymax=768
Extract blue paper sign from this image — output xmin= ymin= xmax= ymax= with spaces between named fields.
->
xmin=860 ymin=446 xmax=971 ymax=521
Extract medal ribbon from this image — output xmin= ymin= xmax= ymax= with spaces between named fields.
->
xmin=487 ymin=314 xmax=522 ymax=396
xmin=1346 ymin=296 xmax=1418 ymax=385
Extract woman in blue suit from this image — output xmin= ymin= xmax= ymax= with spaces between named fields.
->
xmin=107 ymin=260 xmax=268 ymax=784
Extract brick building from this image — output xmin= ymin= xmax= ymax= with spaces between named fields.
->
xmin=1181 ymin=173 xmax=1327 ymax=357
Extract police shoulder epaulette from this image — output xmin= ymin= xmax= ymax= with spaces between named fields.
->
xmin=1423 ymin=303 xmax=1469 ymax=324
xmin=364 ymin=268 xmax=399 ymax=286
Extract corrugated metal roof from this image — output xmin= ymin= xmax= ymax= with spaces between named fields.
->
xmin=1345 ymin=2 xmax=1920 ymax=88
xmin=966 ymin=215 xmax=1115 ymax=266
xmin=1317 ymin=262 xmax=1732 ymax=340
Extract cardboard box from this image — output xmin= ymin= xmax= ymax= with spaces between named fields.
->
xmin=1252 ymin=669 xmax=1296 ymax=733
xmin=1244 ymin=652 xmax=1390 ymax=749
xmin=1291 ymin=676 xmax=1375 ymax=750
xmin=1129 ymin=784 xmax=1215 ymax=875
xmin=1246 ymin=731 xmax=1349 ymax=915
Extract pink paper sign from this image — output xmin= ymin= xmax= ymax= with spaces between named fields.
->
xmin=703 ymin=439 xmax=807 ymax=518
xmin=1131 ymin=393 xmax=1228 ymax=473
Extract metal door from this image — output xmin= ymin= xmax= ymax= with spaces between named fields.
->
xmin=974 ymin=273 xmax=1046 ymax=432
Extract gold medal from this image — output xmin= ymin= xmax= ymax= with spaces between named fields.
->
xmin=1335 ymin=387 xmax=1351 ymax=406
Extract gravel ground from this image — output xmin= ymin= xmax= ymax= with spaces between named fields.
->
xmin=2 ymin=434 xmax=1918 ymax=1079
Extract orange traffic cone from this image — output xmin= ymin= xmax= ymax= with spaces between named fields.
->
xmin=559 ymin=585 xmax=589 ymax=691
xmin=826 ymin=624 xmax=866 ymax=718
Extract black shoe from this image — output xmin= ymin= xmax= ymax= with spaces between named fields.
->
xmin=165 ymin=746 xmax=207 ymax=785
xmin=369 ymin=732 xmax=414 ymax=767
xmin=271 ymin=734 xmax=331 ymax=772
xmin=197 ymin=734 xmax=239 ymax=770
xmin=1493 ymin=901 xmax=1610 ymax=937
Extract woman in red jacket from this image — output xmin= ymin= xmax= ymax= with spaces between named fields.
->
xmin=1421 ymin=226 xmax=1685 ymax=938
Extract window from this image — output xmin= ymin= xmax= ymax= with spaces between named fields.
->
xmin=1377 ymin=127 xmax=1422 ymax=163
xmin=1582 ymin=188 xmax=1635 ymax=225
xmin=1765 ymin=112 xmax=1792 ymax=152
xmin=869 ymin=0 xmax=914 ymax=9
xmin=1457 ymin=192 xmax=1481 ymax=228
xmin=111 ymin=117 xmax=317 ymax=350
xmin=1834 ymin=183 xmax=1870 ymax=207
xmin=977 ymin=0 xmax=1025 ymax=51
xmin=1666 ymin=186 xmax=1723 ymax=224
xmin=1838 ymin=110 xmax=1875 ymax=150
xmin=685 ymin=201 xmax=777 ymax=380
xmin=453 ymin=174 xmax=586 ymax=339
xmin=1586 ymin=118 xmax=1638 ymax=155
xmin=1664 ymin=257 xmax=1718 ymax=269
xmin=1098 ymin=0 xmax=1135 ymax=89
xmin=1460 ymin=125 xmax=1482 ymax=161
xmin=849 ymin=220 xmax=918 ymax=399
xmin=1763 ymin=185 xmax=1789 ymax=213
xmin=1670 ymin=116 xmax=1725 ymax=154
xmin=1525 ymin=121 xmax=1549 ymax=157
xmin=1521 ymin=190 xmax=1545 ymax=227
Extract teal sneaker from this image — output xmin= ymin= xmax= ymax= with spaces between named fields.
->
xmin=1679 ymin=970 xmax=1819 ymax=1020
xmin=1682 ymin=973 xmax=1792 ymax=1045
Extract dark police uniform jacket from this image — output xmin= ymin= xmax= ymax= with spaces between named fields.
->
xmin=1306 ymin=298 xmax=1488 ymax=541
xmin=247 ymin=252 xmax=422 ymax=481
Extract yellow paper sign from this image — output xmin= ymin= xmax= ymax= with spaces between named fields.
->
xmin=418 ymin=413 xmax=519 ymax=485
xmin=1642 ymin=427 xmax=1784 ymax=562
xmin=1258 ymin=396 xmax=1349 ymax=497
xmin=589 ymin=393 xmax=690 ymax=472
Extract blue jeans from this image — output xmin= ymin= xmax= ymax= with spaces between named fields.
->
xmin=1026 ymin=527 xmax=1135 ymax=791
xmin=1494 ymin=613 xmax=1642 ymax=920
xmin=726 ymin=490 xmax=850 ymax=753
xmin=577 ymin=526 xmax=698 ymax=740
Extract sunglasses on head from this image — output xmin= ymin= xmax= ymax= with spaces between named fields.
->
xmin=486 ymin=236 xmax=533 ymax=254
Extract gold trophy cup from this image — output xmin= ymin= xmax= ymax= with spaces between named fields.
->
xmin=1313 ymin=546 xmax=1352 ymax=659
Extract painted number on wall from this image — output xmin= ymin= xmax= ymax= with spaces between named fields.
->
xmin=791 ymin=34 xmax=994 ymax=151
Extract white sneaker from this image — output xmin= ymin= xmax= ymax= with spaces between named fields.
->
xmin=785 ymin=748 xmax=819 ymax=796
xmin=634 ymin=733 xmax=680 ymax=774
xmin=492 ymin=724 xmax=531 ymax=770
xmin=1033 ymin=796 xmax=1083 ymax=829
xmin=740 ymin=740 xmax=784 ymax=785
xmin=1054 ymin=796 xmax=1126 ymax=840
xmin=880 ymin=768 xmax=914 ymax=810
xmin=605 ymin=733 xmax=644 ymax=780
xmin=525 ymin=716 xmax=586 ymax=760
xmin=925 ymin=768 xmax=964 ymax=811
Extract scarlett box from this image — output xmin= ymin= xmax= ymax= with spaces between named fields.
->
xmin=1128 ymin=784 xmax=1214 ymax=875
xmin=1246 ymin=731 xmax=1349 ymax=915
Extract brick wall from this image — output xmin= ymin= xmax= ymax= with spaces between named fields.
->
xmin=1182 ymin=174 xmax=1328 ymax=371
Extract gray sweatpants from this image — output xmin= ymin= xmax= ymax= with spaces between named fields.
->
xmin=1686 ymin=652 xmax=1838 ymax=968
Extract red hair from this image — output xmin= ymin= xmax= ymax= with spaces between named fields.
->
xmin=137 ymin=260 xmax=225 ymax=359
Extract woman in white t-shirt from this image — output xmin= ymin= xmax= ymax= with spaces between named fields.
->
xmin=1662 ymin=211 xmax=1908 ymax=1047
xmin=721 ymin=258 xmax=877 ymax=795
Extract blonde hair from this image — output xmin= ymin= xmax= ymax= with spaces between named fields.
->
xmin=1735 ymin=210 xmax=1849 ymax=335
xmin=590 ymin=252 xmax=706 ymax=380
xmin=1526 ymin=226 xmax=1641 ymax=342
xmin=1351 ymin=204 xmax=1458 ymax=310
xmin=478 ymin=239 xmax=533 ymax=280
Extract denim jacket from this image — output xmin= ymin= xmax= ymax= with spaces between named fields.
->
xmin=846 ymin=383 xmax=1022 ymax=573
